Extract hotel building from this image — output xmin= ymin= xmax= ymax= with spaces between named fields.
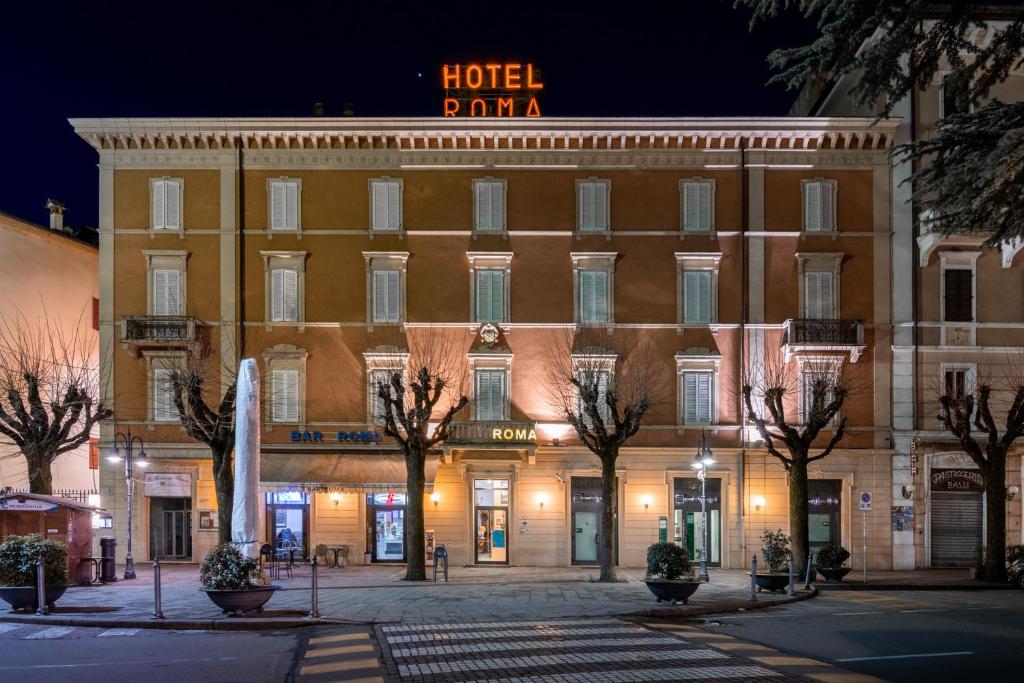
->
xmin=72 ymin=116 xmax=900 ymax=569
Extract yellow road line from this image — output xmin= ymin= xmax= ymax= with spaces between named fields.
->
xmin=300 ymin=658 xmax=381 ymax=676
xmin=304 ymin=643 xmax=376 ymax=658
xmin=308 ymin=631 xmax=372 ymax=646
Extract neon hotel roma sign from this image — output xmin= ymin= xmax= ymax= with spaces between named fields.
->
xmin=442 ymin=63 xmax=543 ymax=117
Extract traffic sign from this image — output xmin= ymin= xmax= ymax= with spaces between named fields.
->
xmin=859 ymin=491 xmax=873 ymax=511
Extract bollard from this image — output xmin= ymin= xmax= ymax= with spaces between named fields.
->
xmin=803 ymin=552 xmax=815 ymax=590
xmin=786 ymin=557 xmax=796 ymax=596
xmin=748 ymin=555 xmax=758 ymax=602
xmin=153 ymin=557 xmax=165 ymax=619
xmin=35 ymin=556 xmax=48 ymax=615
xmin=308 ymin=556 xmax=320 ymax=619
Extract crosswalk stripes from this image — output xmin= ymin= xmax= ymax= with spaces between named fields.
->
xmin=376 ymin=618 xmax=791 ymax=682
xmin=98 ymin=628 xmax=140 ymax=637
xmin=23 ymin=626 xmax=76 ymax=639
xmin=298 ymin=629 xmax=386 ymax=682
xmin=0 ymin=623 xmax=22 ymax=635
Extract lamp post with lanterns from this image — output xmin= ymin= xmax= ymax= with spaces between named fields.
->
xmin=107 ymin=429 xmax=148 ymax=580
xmin=690 ymin=430 xmax=714 ymax=583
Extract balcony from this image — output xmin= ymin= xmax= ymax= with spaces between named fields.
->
xmin=782 ymin=319 xmax=865 ymax=363
xmin=119 ymin=316 xmax=202 ymax=356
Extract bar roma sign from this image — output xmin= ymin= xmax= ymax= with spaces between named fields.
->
xmin=442 ymin=63 xmax=543 ymax=117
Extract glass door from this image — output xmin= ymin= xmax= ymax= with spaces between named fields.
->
xmin=474 ymin=479 xmax=509 ymax=564
xmin=571 ymin=477 xmax=617 ymax=566
xmin=149 ymin=497 xmax=192 ymax=560
xmin=366 ymin=493 xmax=406 ymax=563
xmin=673 ymin=478 xmax=721 ymax=566
xmin=265 ymin=492 xmax=310 ymax=560
xmin=808 ymin=479 xmax=841 ymax=556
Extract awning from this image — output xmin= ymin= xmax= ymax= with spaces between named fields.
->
xmin=260 ymin=452 xmax=437 ymax=493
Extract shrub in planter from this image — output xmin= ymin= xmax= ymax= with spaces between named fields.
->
xmin=0 ymin=533 xmax=69 ymax=611
xmin=815 ymin=544 xmax=852 ymax=583
xmin=760 ymin=529 xmax=791 ymax=573
xmin=199 ymin=544 xmax=278 ymax=615
xmin=643 ymin=542 xmax=700 ymax=604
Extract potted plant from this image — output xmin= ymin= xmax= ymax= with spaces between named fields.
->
xmin=0 ymin=533 xmax=69 ymax=611
xmin=815 ymin=544 xmax=852 ymax=583
xmin=200 ymin=544 xmax=279 ymax=615
xmin=643 ymin=542 xmax=701 ymax=605
xmin=752 ymin=529 xmax=792 ymax=592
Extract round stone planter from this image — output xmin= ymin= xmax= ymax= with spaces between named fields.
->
xmin=751 ymin=573 xmax=791 ymax=593
xmin=0 ymin=585 xmax=68 ymax=611
xmin=643 ymin=579 xmax=701 ymax=605
xmin=816 ymin=566 xmax=852 ymax=583
xmin=201 ymin=585 xmax=280 ymax=616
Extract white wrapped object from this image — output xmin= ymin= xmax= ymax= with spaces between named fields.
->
xmin=231 ymin=358 xmax=263 ymax=559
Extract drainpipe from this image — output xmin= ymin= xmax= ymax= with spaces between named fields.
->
xmin=237 ymin=139 xmax=246 ymax=362
xmin=738 ymin=138 xmax=748 ymax=559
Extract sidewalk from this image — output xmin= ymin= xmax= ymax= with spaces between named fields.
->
xmin=0 ymin=563 xmax=813 ymax=629
xmin=815 ymin=568 xmax=1018 ymax=591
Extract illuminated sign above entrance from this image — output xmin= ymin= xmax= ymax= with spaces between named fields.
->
xmin=448 ymin=421 xmax=537 ymax=445
xmin=442 ymin=63 xmax=543 ymax=117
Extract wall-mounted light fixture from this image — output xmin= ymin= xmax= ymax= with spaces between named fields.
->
xmin=1008 ymin=485 xmax=1020 ymax=501
xmin=329 ymin=492 xmax=341 ymax=507
xmin=536 ymin=492 xmax=548 ymax=510
xmin=430 ymin=492 xmax=441 ymax=508
xmin=901 ymin=484 xmax=915 ymax=500
xmin=87 ymin=493 xmax=102 ymax=508
xmin=641 ymin=494 xmax=653 ymax=511
xmin=751 ymin=495 xmax=766 ymax=513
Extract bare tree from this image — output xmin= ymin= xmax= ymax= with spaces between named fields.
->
xmin=147 ymin=338 xmax=237 ymax=545
xmin=546 ymin=329 xmax=665 ymax=582
xmin=935 ymin=356 xmax=1024 ymax=582
xmin=376 ymin=329 xmax=468 ymax=581
xmin=742 ymin=355 xmax=851 ymax=577
xmin=0 ymin=309 xmax=111 ymax=494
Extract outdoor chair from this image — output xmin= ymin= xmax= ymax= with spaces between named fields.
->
xmin=314 ymin=544 xmax=330 ymax=566
xmin=337 ymin=544 xmax=350 ymax=567
xmin=259 ymin=543 xmax=277 ymax=579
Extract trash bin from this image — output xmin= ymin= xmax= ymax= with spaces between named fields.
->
xmin=99 ymin=537 xmax=118 ymax=583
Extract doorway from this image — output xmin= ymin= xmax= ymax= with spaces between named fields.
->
xmin=366 ymin=492 xmax=406 ymax=563
xmin=265 ymin=492 xmax=310 ymax=561
xmin=673 ymin=477 xmax=722 ymax=566
xmin=571 ymin=477 xmax=617 ymax=566
xmin=149 ymin=497 xmax=192 ymax=560
xmin=808 ymin=479 xmax=842 ymax=557
xmin=474 ymin=479 xmax=509 ymax=564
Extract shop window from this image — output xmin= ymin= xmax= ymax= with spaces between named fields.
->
xmin=681 ymin=179 xmax=714 ymax=233
xmin=577 ymin=179 xmax=610 ymax=233
xmin=370 ymin=178 xmax=402 ymax=232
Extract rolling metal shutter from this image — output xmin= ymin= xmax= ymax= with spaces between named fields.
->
xmin=930 ymin=491 xmax=983 ymax=567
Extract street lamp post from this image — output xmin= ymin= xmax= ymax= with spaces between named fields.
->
xmin=691 ymin=430 xmax=715 ymax=583
xmin=108 ymin=429 xmax=148 ymax=580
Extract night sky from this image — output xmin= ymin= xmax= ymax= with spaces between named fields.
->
xmin=0 ymin=1 xmax=814 ymax=230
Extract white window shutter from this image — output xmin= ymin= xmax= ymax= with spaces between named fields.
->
xmin=579 ymin=182 xmax=607 ymax=232
xmin=476 ymin=370 xmax=505 ymax=420
xmin=272 ymin=369 xmax=299 ymax=422
xmin=805 ymin=182 xmax=822 ymax=232
xmin=386 ymin=271 xmax=400 ymax=322
xmin=698 ymin=182 xmax=712 ymax=231
xmin=271 ymin=268 xmax=298 ymax=322
xmin=683 ymin=271 xmax=712 ymax=324
xmin=697 ymin=372 xmax=712 ymax=423
xmin=476 ymin=270 xmax=504 ymax=323
xmin=152 ymin=181 xmax=166 ymax=229
xmin=153 ymin=269 xmax=182 ymax=316
xmin=683 ymin=182 xmax=711 ymax=232
xmin=821 ymin=182 xmax=835 ymax=231
xmin=819 ymin=272 xmax=834 ymax=319
xmin=372 ymin=369 xmax=389 ymax=422
xmin=489 ymin=271 xmax=504 ymax=322
xmin=373 ymin=271 xmax=388 ymax=322
xmin=270 ymin=269 xmax=284 ymax=321
xmin=597 ymin=370 xmax=610 ymax=421
xmin=491 ymin=183 xmax=505 ymax=231
xmin=372 ymin=182 xmax=389 ymax=230
xmin=580 ymin=270 xmax=609 ymax=323
xmin=388 ymin=181 xmax=400 ymax=229
xmin=164 ymin=180 xmax=181 ymax=229
xmin=285 ymin=182 xmax=298 ymax=229
xmin=475 ymin=183 xmax=492 ymax=231
xmin=804 ymin=272 xmax=828 ymax=319
xmin=684 ymin=373 xmax=698 ymax=424
xmin=153 ymin=368 xmax=175 ymax=421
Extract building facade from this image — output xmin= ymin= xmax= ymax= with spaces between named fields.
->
xmin=0 ymin=207 xmax=99 ymax=492
xmin=73 ymin=116 xmax=900 ymax=569
xmin=795 ymin=18 xmax=1024 ymax=569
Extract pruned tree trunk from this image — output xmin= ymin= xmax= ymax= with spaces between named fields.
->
xmin=404 ymin=447 xmax=427 ymax=581
xmin=212 ymin=443 xmax=235 ymax=546
xmin=25 ymin=451 xmax=54 ymax=495
xmin=599 ymin=453 xmax=618 ymax=582
xmin=788 ymin=457 xmax=809 ymax=577
xmin=984 ymin=460 xmax=1008 ymax=582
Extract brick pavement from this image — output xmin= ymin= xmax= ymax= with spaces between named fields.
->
xmin=1 ymin=564 xmax=812 ymax=627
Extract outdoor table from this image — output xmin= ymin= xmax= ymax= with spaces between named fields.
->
xmin=331 ymin=547 xmax=345 ymax=567
xmin=78 ymin=556 xmax=102 ymax=585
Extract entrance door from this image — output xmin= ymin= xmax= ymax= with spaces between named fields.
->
xmin=474 ymin=479 xmax=510 ymax=564
xmin=366 ymin=492 xmax=406 ymax=563
xmin=673 ymin=478 xmax=722 ymax=566
xmin=149 ymin=497 xmax=192 ymax=560
xmin=265 ymin=492 xmax=310 ymax=560
xmin=571 ymin=477 xmax=617 ymax=566
xmin=808 ymin=479 xmax=842 ymax=556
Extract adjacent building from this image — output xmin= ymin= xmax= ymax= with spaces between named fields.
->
xmin=72 ymin=116 xmax=899 ymax=569
xmin=0 ymin=206 xmax=99 ymax=492
xmin=794 ymin=17 xmax=1024 ymax=569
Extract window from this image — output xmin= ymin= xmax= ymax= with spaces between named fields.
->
xmin=683 ymin=270 xmax=713 ymax=324
xmin=475 ymin=269 xmax=505 ymax=323
xmin=579 ymin=270 xmax=609 ymax=324
xmin=372 ymin=270 xmax=401 ymax=323
xmin=943 ymin=268 xmax=973 ymax=322
xmin=271 ymin=369 xmax=299 ymax=422
xmin=151 ymin=178 xmax=182 ymax=231
xmin=270 ymin=268 xmax=298 ymax=322
xmin=370 ymin=178 xmax=402 ymax=232
xmin=575 ymin=368 xmax=610 ymax=423
xmin=681 ymin=180 xmax=714 ymax=233
xmin=681 ymin=371 xmax=713 ymax=425
xmin=798 ymin=359 xmax=841 ymax=425
xmin=474 ymin=179 xmax=506 ymax=233
xmin=364 ymin=348 xmax=409 ymax=426
xmin=940 ymin=73 xmax=971 ymax=119
xmin=92 ymin=297 xmax=100 ymax=331
xmin=475 ymin=369 xmax=507 ymax=421
xmin=363 ymin=252 xmax=409 ymax=325
xmin=370 ymin=368 xmax=392 ymax=424
xmin=942 ymin=364 xmax=976 ymax=401
xmin=804 ymin=271 xmax=835 ymax=319
xmin=577 ymin=179 xmax=609 ymax=233
xmin=152 ymin=269 xmax=182 ymax=316
xmin=152 ymin=367 xmax=177 ymax=422
xmin=803 ymin=180 xmax=836 ymax=233
xmin=268 ymin=178 xmax=300 ymax=231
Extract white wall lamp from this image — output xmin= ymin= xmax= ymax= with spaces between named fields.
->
xmin=330 ymin=492 xmax=342 ymax=507
xmin=901 ymin=484 xmax=915 ymax=500
xmin=751 ymin=495 xmax=766 ymax=513
xmin=430 ymin=492 xmax=441 ymax=508
xmin=1008 ymin=485 xmax=1020 ymax=502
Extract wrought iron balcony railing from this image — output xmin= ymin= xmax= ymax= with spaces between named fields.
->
xmin=783 ymin=319 xmax=863 ymax=347
xmin=119 ymin=316 xmax=200 ymax=345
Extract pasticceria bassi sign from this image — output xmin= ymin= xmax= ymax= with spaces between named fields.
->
xmin=442 ymin=63 xmax=543 ymax=117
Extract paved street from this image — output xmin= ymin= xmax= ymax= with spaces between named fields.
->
xmin=699 ymin=589 xmax=1024 ymax=682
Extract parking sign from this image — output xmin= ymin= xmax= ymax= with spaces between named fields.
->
xmin=859 ymin=491 xmax=873 ymax=511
